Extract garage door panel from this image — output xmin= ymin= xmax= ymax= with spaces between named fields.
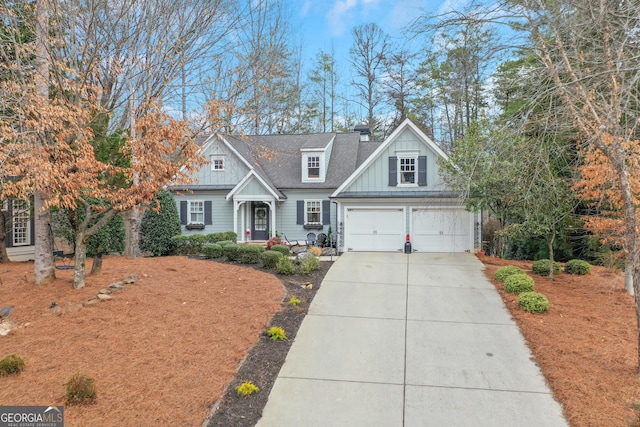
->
xmin=411 ymin=208 xmax=471 ymax=253
xmin=345 ymin=208 xmax=404 ymax=252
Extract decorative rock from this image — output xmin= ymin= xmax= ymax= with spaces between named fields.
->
xmin=51 ymin=305 xmax=63 ymax=315
xmin=296 ymin=252 xmax=313 ymax=264
xmin=123 ymin=279 xmax=135 ymax=284
xmin=98 ymin=288 xmax=112 ymax=295
xmin=97 ymin=294 xmax=113 ymax=301
xmin=129 ymin=274 xmax=140 ymax=280
xmin=109 ymin=281 xmax=124 ymax=288
xmin=109 ymin=283 xmax=124 ymax=290
xmin=84 ymin=298 xmax=100 ymax=306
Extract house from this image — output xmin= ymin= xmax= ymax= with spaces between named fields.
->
xmin=2 ymin=198 xmax=35 ymax=261
xmin=171 ymin=119 xmax=481 ymax=253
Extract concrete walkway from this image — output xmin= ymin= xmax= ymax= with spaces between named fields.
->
xmin=257 ymin=252 xmax=568 ymax=427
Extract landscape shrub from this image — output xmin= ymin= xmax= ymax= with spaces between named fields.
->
xmin=266 ymin=236 xmax=282 ymax=249
xmin=276 ymin=256 xmax=296 ymax=275
xmin=266 ymin=326 xmax=287 ymax=340
xmin=504 ymin=273 xmax=535 ymax=294
xmin=205 ymin=232 xmax=236 ymax=243
xmin=308 ymin=246 xmax=323 ymax=257
xmin=236 ymin=381 xmax=259 ymax=397
xmin=270 ymin=244 xmax=290 ymax=257
xmin=287 ymin=296 xmax=301 ymax=306
xmin=222 ymin=243 xmax=242 ymax=261
xmin=260 ymin=251 xmax=283 ymax=269
xmin=202 ymin=243 xmax=223 ymax=259
xmin=65 ymin=372 xmax=97 ymax=405
xmin=140 ymin=190 xmax=181 ymax=256
xmin=517 ymin=292 xmax=549 ymax=313
xmin=495 ymin=265 xmax=526 ymax=282
xmin=239 ymin=245 xmax=264 ymax=264
xmin=0 ymin=354 xmax=24 ymax=376
xmin=217 ymin=240 xmax=234 ymax=247
xmin=299 ymin=255 xmax=320 ymax=275
xmin=532 ymin=259 xmax=561 ymax=276
xmin=220 ymin=231 xmax=237 ymax=241
xmin=171 ymin=235 xmax=191 ymax=254
xmin=187 ymin=234 xmax=207 ymax=254
xmin=565 ymin=259 xmax=591 ymax=275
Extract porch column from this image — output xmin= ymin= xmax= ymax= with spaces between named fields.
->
xmin=265 ymin=200 xmax=276 ymax=238
xmin=233 ymin=200 xmax=246 ymax=243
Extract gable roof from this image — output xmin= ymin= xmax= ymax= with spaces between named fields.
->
xmin=222 ymin=132 xmax=363 ymax=189
xmin=331 ymin=119 xmax=448 ymax=198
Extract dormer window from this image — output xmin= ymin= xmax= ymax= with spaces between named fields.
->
xmin=302 ymin=151 xmax=325 ymax=182
xmin=210 ymin=154 xmax=225 ymax=171
xmin=308 ymin=156 xmax=320 ymax=178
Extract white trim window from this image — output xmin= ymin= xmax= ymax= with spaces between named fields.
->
xmin=189 ymin=200 xmax=205 ymax=224
xmin=301 ymin=151 xmax=325 ymax=182
xmin=210 ymin=154 xmax=225 ymax=171
xmin=305 ymin=200 xmax=322 ymax=225
xmin=12 ymin=199 xmax=30 ymax=246
xmin=307 ymin=156 xmax=320 ymax=178
xmin=398 ymin=155 xmax=417 ymax=186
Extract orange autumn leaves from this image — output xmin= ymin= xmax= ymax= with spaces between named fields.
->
xmin=574 ymin=133 xmax=640 ymax=245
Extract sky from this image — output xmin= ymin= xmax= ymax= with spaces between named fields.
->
xmin=294 ymin=0 xmax=468 ymax=66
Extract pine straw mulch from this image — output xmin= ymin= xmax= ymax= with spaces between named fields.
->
xmin=0 ymin=255 xmax=329 ymax=427
xmin=478 ymin=254 xmax=640 ymax=427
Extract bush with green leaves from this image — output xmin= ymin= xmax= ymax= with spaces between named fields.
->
xmin=239 ymin=245 xmax=264 ymax=264
xmin=266 ymin=326 xmax=287 ymax=340
xmin=223 ymin=243 xmax=242 ymax=261
xmin=171 ymin=235 xmax=190 ymax=254
xmin=276 ymin=256 xmax=296 ymax=275
xmin=0 ymin=354 xmax=24 ymax=376
xmin=202 ymin=243 xmax=223 ymax=259
xmin=266 ymin=236 xmax=282 ymax=249
xmin=236 ymin=381 xmax=259 ymax=397
xmin=495 ymin=265 xmax=526 ymax=282
xmin=299 ymin=255 xmax=320 ymax=275
xmin=260 ymin=251 xmax=283 ymax=269
xmin=65 ymin=372 xmax=97 ymax=405
xmin=532 ymin=259 xmax=561 ymax=276
xmin=565 ymin=259 xmax=591 ymax=275
xmin=270 ymin=244 xmax=290 ymax=257
xmin=140 ymin=190 xmax=181 ymax=256
xmin=504 ymin=273 xmax=535 ymax=294
xmin=517 ymin=292 xmax=549 ymax=313
xmin=204 ymin=232 xmax=236 ymax=244
xmin=217 ymin=240 xmax=235 ymax=247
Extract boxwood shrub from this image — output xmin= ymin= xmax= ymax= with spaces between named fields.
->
xmin=140 ymin=190 xmax=181 ymax=256
xmin=223 ymin=243 xmax=242 ymax=261
xmin=532 ymin=259 xmax=561 ymax=276
xmin=504 ymin=273 xmax=535 ymax=294
xmin=217 ymin=240 xmax=235 ymax=247
xmin=517 ymin=292 xmax=549 ymax=313
xmin=565 ymin=259 xmax=591 ymax=275
xmin=202 ymin=243 xmax=223 ymax=259
xmin=239 ymin=245 xmax=265 ymax=264
xmin=270 ymin=244 xmax=290 ymax=257
xmin=276 ymin=256 xmax=296 ymax=275
xmin=495 ymin=265 xmax=526 ymax=282
xmin=261 ymin=251 xmax=283 ymax=269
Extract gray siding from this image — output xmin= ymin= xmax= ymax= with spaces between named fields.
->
xmin=345 ymin=128 xmax=448 ymax=193
xmin=173 ymin=191 xmax=234 ymax=235
xmin=236 ymin=177 xmax=271 ymax=197
xmin=194 ymin=139 xmax=250 ymax=186
xmin=276 ymin=189 xmax=336 ymax=241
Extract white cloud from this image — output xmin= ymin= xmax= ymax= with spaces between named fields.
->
xmin=326 ymin=0 xmax=358 ymax=37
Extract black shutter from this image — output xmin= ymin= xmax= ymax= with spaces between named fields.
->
xmin=322 ymin=200 xmax=330 ymax=225
xmin=204 ymin=201 xmax=212 ymax=225
xmin=296 ymin=200 xmax=305 ymax=225
xmin=418 ymin=156 xmax=427 ymax=186
xmin=389 ymin=156 xmax=398 ymax=186
xmin=180 ymin=201 xmax=187 ymax=225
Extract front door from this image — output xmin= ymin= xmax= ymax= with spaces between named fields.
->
xmin=251 ymin=203 xmax=269 ymax=241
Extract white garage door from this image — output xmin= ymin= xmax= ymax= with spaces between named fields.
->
xmin=345 ymin=207 xmax=405 ymax=252
xmin=411 ymin=208 xmax=471 ymax=252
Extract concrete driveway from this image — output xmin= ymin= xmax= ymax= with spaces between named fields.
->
xmin=257 ymin=252 xmax=567 ymax=427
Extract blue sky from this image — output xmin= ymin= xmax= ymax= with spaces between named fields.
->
xmin=295 ymin=0 xmax=468 ymax=65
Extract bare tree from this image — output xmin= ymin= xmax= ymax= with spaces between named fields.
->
xmin=349 ymin=23 xmax=389 ymax=139
xmin=381 ymin=48 xmax=419 ymax=131
xmin=308 ymin=48 xmax=339 ymax=132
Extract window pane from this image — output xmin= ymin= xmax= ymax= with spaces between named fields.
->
xmin=189 ymin=201 xmax=204 ymax=224
xmin=399 ymin=157 xmax=416 ymax=184
xmin=12 ymin=200 xmax=30 ymax=246
xmin=308 ymin=156 xmax=320 ymax=178
xmin=306 ymin=201 xmax=321 ymax=224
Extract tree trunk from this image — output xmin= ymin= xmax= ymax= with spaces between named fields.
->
xmin=123 ymin=208 xmax=141 ymax=258
xmin=0 ymin=210 xmax=9 ymax=263
xmin=73 ymin=236 xmax=88 ymax=289
xmin=33 ymin=192 xmax=55 ymax=285
xmin=90 ymin=246 xmax=103 ymax=275
xmin=625 ymin=258 xmax=634 ymax=295
xmin=547 ymin=232 xmax=555 ymax=280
